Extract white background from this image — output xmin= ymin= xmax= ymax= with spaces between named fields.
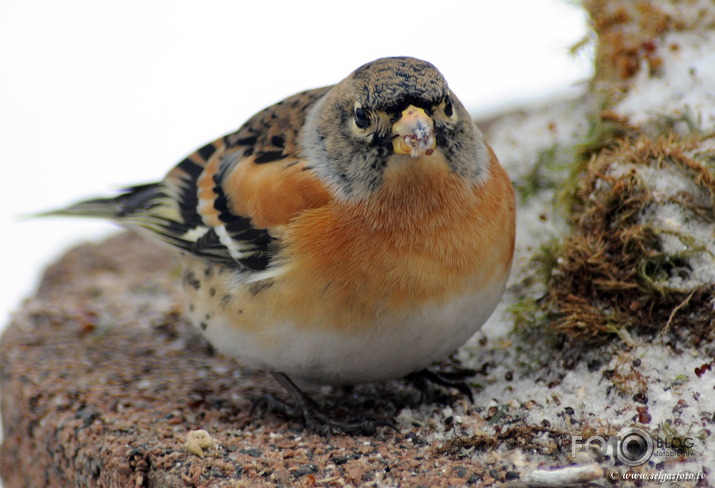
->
xmin=0 ymin=1 xmax=590 ymax=328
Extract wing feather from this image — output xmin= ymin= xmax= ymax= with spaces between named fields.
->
xmin=129 ymin=87 xmax=332 ymax=272
xmin=48 ymin=86 xmax=333 ymax=274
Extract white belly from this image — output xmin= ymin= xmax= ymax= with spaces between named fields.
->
xmin=195 ymin=276 xmax=507 ymax=385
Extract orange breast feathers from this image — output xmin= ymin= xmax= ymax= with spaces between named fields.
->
xmin=273 ymin=148 xmax=516 ymax=328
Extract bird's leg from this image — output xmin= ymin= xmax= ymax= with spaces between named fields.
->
xmin=254 ymin=372 xmax=399 ymax=436
xmin=406 ymin=368 xmax=476 ymax=404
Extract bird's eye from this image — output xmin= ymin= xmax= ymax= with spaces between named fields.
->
xmin=354 ymin=107 xmax=370 ymax=129
xmin=444 ymin=96 xmax=454 ymax=117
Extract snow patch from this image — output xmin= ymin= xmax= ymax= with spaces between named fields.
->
xmin=616 ymin=30 xmax=715 ymax=132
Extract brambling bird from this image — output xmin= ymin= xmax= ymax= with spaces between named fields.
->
xmin=47 ymin=56 xmax=516 ymax=434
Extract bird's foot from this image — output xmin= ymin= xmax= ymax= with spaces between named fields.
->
xmin=406 ymin=367 xmax=476 ymax=404
xmin=252 ymin=373 xmax=399 ymax=436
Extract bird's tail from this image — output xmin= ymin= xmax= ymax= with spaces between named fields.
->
xmin=38 ymin=183 xmax=167 ymax=225
xmin=38 ymin=182 xmax=225 ymax=261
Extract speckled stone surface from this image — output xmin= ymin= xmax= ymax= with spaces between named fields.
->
xmin=0 ymin=233 xmax=521 ymax=488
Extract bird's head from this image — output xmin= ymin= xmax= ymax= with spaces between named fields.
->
xmin=302 ymin=56 xmax=489 ymax=200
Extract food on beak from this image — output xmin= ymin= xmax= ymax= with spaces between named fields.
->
xmin=391 ymin=105 xmax=436 ymax=157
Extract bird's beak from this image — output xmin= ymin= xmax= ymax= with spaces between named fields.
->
xmin=391 ymin=105 xmax=436 ymax=158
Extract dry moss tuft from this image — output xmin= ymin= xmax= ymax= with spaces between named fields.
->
xmin=542 ymin=134 xmax=715 ymax=346
xmin=585 ymin=0 xmax=672 ymax=98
